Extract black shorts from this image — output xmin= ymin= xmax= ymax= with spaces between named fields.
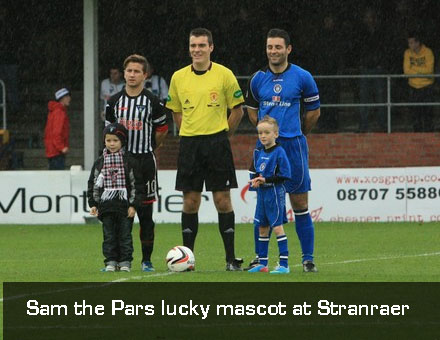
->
xmin=176 ymin=131 xmax=238 ymax=192
xmin=130 ymin=152 xmax=157 ymax=204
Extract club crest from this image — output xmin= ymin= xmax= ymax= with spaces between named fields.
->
xmin=136 ymin=105 xmax=146 ymax=114
xmin=273 ymin=84 xmax=282 ymax=94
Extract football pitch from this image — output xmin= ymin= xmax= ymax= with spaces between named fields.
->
xmin=1 ymin=222 xmax=440 ymax=337
xmin=1 ymin=222 xmax=439 ymax=285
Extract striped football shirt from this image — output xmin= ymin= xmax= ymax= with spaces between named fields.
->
xmin=105 ymin=89 xmax=168 ymax=153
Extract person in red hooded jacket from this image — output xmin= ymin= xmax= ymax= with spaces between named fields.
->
xmin=44 ymin=88 xmax=71 ymax=170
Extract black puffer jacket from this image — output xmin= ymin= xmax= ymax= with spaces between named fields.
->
xmin=87 ymin=151 xmax=143 ymax=219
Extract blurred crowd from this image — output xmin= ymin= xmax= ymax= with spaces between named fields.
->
xmin=1 ymin=0 xmax=439 ymax=134
xmin=97 ymin=0 xmax=439 ymax=81
xmin=2 ymin=0 xmax=439 ymax=89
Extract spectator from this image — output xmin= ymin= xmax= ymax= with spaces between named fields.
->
xmin=43 ymin=88 xmax=71 ymax=170
xmin=357 ymin=8 xmax=387 ymax=132
xmin=100 ymin=66 xmax=125 ymax=116
xmin=144 ymin=62 xmax=169 ymax=102
xmin=403 ymin=33 xmax=435 ymax=132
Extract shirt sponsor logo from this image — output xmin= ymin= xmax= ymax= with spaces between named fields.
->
xmin=119 ymin=118 xmax=143 ymax=131
xmin=118 ymin=107 xmax=128 ymax=111
xmin=233 ymin=90 xmax=243 ymax=98
xmin=273 ymin=84 xmax=282 ymax=93
xmin=263 ymin=101 xmax=291 ymax=107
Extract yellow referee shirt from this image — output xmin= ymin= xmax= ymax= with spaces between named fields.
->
xmin=166 ymin=62 xmax=244 ymax=136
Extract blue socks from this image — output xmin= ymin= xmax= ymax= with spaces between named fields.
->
xmin=254 ymin=223 xmax=272 ymax=257
xmin=257 ymin=234 xmax=289 ymax=268
xmin=294 ymin=209 xmax=314 ymax=262
xmin=253 ymin=222 xmax=260 ymax=256
xmin=253 ymin=209 xmax=313 ymax=265
xmin=258 ymin=236 xmax=270 ymax=266
xmin=277 ymin=234 xmax=289 ymax=268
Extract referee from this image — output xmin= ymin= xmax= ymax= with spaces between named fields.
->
xmin=106 ymin=54 xmax=169 ymax=272
xmin=166 ymin=28 xmax=244 ymax=271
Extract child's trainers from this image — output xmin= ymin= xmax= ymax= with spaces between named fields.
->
xmin=142 ymin=261 xmax=155 ymax=272
xmin=101 ymin=264 xmax=116 ymax=272
xmin=119 ymin=266 xmax=130 ymax=272
xmin=248 ymin=264 xmax=269 ymax=273
xmin=270 ymin=265 xmax=290 ymax=274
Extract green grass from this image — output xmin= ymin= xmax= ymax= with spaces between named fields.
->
xmin=1 ymin=222 xmax=440 ymax=337
xmin=1 ymin=222 xmax=439 ymax=285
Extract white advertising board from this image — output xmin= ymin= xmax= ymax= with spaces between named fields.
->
xmin=1 ymin=167 xmax=439 ymax=224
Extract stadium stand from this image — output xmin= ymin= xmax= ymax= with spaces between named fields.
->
xmin=1 ymin=1 xmax=440 ymax=169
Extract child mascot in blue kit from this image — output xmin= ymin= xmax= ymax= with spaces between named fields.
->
xmin=248 ymin=116 xmax=291 ymax=274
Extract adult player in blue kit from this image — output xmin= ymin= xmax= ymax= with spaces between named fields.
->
xmin=248 ymin=116 xmax=291 ymax=274
xmin=245 ymin=28 xmax=321 ymax=272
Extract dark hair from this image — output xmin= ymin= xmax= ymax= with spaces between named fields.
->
xmin=123 ymin=54 xmax=149 ymax=73
xmin=407 ymin=32 xmax=420 ymax=42
xmin=189 ymin=27 xmax=213 ymax=46
xmin=267 ymin=28 xmax=291 ymax=46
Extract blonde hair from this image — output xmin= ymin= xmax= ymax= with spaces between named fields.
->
xmin=257 ymin=115 xmax=279 ymax=132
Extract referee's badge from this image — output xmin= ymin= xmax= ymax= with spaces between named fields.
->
xmin=273 ymin=84 xmax=282 ymax=93
xmin=207 ymin=91 xmax=220 ymax=107
xmin=209 ymin=92 xmax=218 ymax=102
xmin=259 ymin=163 xmax=266 ymax=171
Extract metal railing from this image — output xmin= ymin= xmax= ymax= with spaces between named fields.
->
xmin=237 ymin=74 xmax=440 ymax=133
xmin=0 ymin=79 xmax=6 ymax=130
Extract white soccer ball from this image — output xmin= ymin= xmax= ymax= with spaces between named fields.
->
xmin=166 ymin=246 xmax=195 ymax=272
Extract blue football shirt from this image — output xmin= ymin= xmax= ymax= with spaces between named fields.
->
xmin=249 ymin=144 xmax=291 ymax=185
xmin=246 ymin=64 xmax=320 ymax=138
xmin=249 ymin=144 xmax=291 ymax=227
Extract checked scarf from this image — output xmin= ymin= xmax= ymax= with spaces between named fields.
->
xmin=96 ymin=148 xmax=127 ymax=202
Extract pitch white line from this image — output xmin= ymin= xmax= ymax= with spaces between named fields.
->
xmin=1 ymin=251 xmax=439 ymax=302
xmin=0 ymin=282 xmax=115 ymax=303
xmin=0 ymin=273 xmax=175 ymax=303
xmin=290 ymin=251 xmax=440 ymax=267
xmin=110 ymin=271 xmax=176 ymax=282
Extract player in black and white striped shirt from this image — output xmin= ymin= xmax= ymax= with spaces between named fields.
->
xmin=106 ymin=54 xmax=169 ymax=272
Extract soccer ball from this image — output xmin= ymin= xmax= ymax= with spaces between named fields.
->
xmin=166 ymin=246 xmax=195 ymax=272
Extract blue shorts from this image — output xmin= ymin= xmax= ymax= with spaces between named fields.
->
xmin=256 ymin=135 xmax=311 ymax=194
xmin=254 ymin=185 xmax=288 ymax=228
